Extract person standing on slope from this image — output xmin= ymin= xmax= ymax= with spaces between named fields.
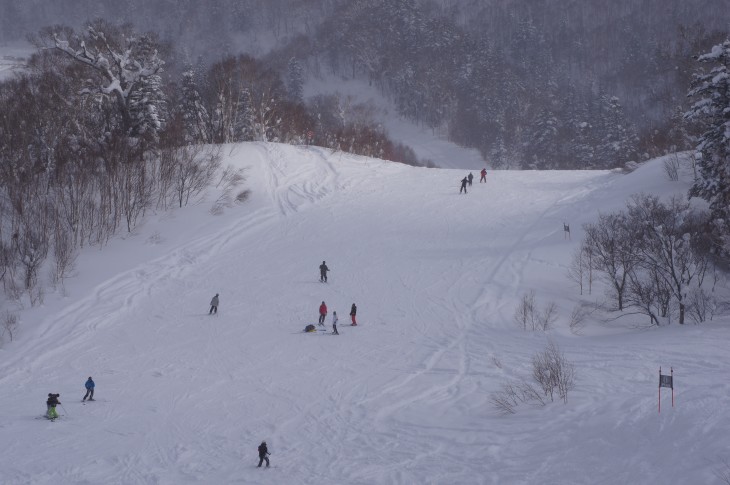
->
xmin=467 ymin=172 xmax=474 ymax=186
xmin=332 ymin=311 xmax=339 ymax=335
xmin=46 ymin=393 xmax=61 ymax=419
xmin=319 ymin=261 xmax=330 ymax=282
xmin=257 ymin=441 xmax=270 ymax=468
xmin=480 ymin=168 xmax=487 ymax=183
xmin=209 ymin=293 xmax=219 ymax=314
xmin=318 ymin=301 xmax=328 ymax=326
xmin=460 ymin=176 xmax=468 ymax=194
xmin=83 ymin=376 xmax=95 ymax=401
xmin=350 ymin=303 xmax=357 ymax=326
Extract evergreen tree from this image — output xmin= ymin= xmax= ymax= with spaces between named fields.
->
xmin=180 ymin=69 xmax=211 ymax=143
xmin=686 ymin=39 xmax=730 ymax=255
xmin=596 ymin=95 xmax=638 ymax=168
xmin=286 ymin=57 xmax=304 ymax=104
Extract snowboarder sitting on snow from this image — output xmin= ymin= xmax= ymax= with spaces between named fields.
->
xmin=319 ymin=261 xmax=329 ymax=282
xmin=209 ymin=293 xmax=219 ymax=314
xmin=304 ymin=324 xmax=316 ymax=333
xmin=350 ymin=303 xmax=357 ymax=326
xmin=332 ymin=311 xmax=339 ymax=335
xmin=467 ymin=172 xmax=474 ymax=186
xmin=460 ymin=176 xmax=468 ymax=194
xmin=258 ymin=441 xmax=270 ymax=468
xmin=480 ymin=168 xmax=487 ymax=183
xmin=46 ymin=393 xmax=60 ymax=419
xmin=318 ymin=301 xmax=327 ymax=326
xmin=83 ymin=376 xmax=95 ymax=401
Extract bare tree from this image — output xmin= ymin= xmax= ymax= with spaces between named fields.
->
xmin=1 ymin=311 xmax=19 ymax=343
xmin=583 ymin=212 xmax=636 ymax=311
xmin=532 ymin=340 xmax=576 ymax=403
xmin=514 ymin=291 xmax=557 ymax=331
xmin=627 ymin=195 xmax=712 ymax=324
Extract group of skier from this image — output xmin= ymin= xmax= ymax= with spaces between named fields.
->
xmin=316 ymin=300 xmax=357 ymax=335
xmin=460 ymin=168 xmax=488 ymax=194
xmin=44 ymin=376 xmax=95 ymax=420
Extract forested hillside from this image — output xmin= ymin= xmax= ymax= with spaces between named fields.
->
xmin=2 ymin=0 xmax=728 ymax=168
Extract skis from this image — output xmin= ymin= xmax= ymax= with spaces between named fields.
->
xmin=36 ymin=415 xmax=62 ymax=421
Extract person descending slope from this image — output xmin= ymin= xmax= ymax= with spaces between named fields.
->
xmin=460 ymin=176 xmax=468 ymax=194
xmin=319 ymin=261 xmax=330 ymax=282
xmin=350 ymin=303 xmax=357 ymax=326
xmin=209 ymin=293 xmax=219 ymax=314
xmin=46 ymin=393 xmax=61 ymax=420
xmin=257 ymin=441 xmax=270 ymax=468
xmin=83 ymin=376 xmax=95 ymax=401
xmin=467 ymin=172 xmax=474 ymax=186
xmin=318 ymin=301 xmax=328 ymax=326
xmin=332 ymin=311 xmax=339 ymax=335
xmin=480 ymin=168 xmax=487 ymax=183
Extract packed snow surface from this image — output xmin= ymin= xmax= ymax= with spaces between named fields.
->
xmin=0 ymin=143 xmax=727 ymax=485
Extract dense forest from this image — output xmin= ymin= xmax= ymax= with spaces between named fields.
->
xmin=0 ymin=0 xmax=728 ymax=308
xmin=2 ymin=0 xmax=729 ymax=169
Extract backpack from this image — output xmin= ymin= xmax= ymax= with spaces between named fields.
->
xmin=305 ymin=324 xmax=316 ymax=333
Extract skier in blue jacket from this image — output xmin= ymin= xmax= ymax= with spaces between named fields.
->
xmin=83 ymin=377 xmax=95 ymax=401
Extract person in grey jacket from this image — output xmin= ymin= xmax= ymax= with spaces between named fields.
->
xmin=209 ymin=293 xmax=219 ymax=314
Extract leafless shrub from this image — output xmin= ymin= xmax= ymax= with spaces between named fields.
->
xmin=514 ymin=291 xmax=535 ymax=331
xmin=514 ymin=291 xmax=557 ymax=331
xmin=1 ymin=311 xmax=18 ymax=343
xmin=532 ymin=340 xmax=575 ymax=403
xmin=50 ymin=226 xmax=77 ymax=289
xmin=686 ymin=287 xmax=717 ymax=323
xmin=568 ymin=242 xmax=593 ymax=295
xmin=490 ymin=379 xmax=546 ymax=415
xmin=212 ymin=165 xmax=248 ymax=214
xmin=490 ymin=382 xmax=519 ymax=415
xmin=537 ymin=302 xmax=558 ymax=331
xmin=569 ymin=304 xmax=592 ymax=334
xmin=663 ymin=155 xmax=680 ymax=181
xmin=236 ymin=189 xmax=252 ymax=203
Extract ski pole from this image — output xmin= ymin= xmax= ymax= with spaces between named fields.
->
xmin=60 ymin=404 xmax=69 ymax=416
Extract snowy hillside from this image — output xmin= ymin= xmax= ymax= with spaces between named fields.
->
xmin=0 ymin=143 xmax=728 ymax=485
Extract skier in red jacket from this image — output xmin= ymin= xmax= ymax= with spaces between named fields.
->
xmin=318 ymin=301 xmax=327 ymax=326
xmin=480 ymin=168 xmax=487 ymax=183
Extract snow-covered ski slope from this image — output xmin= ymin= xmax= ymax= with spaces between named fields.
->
xmin=0 ymin=143 xmax=728 ymax=485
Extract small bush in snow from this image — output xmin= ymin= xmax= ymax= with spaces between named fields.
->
xmin=514 ymin=291 xmax=558 ymax=331
xmin=532 ymin=340 xmax=575 ymax=403
xmin=1 ymin=311 xmax=19 ymax=343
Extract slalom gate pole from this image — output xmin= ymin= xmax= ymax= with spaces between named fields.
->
xmin=658 ymin=367 xmax=661 ymax=414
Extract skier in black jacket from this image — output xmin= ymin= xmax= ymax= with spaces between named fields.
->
xmin=319 ymin=261 xmax=329 ymax=282
xmin=46 ymin=393 xmax=61 ymax=419
xmin=258 ymin=441 xmax=270 ymax=467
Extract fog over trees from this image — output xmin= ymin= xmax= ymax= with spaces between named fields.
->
xmin=2 ymin=0 xmax=728 ymax=168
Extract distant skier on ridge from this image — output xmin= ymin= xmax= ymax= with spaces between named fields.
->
xmin=209 ymin=293 xmax=219 ymax=314
xmin=319 ymin=261 xmax=329 ymax=282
